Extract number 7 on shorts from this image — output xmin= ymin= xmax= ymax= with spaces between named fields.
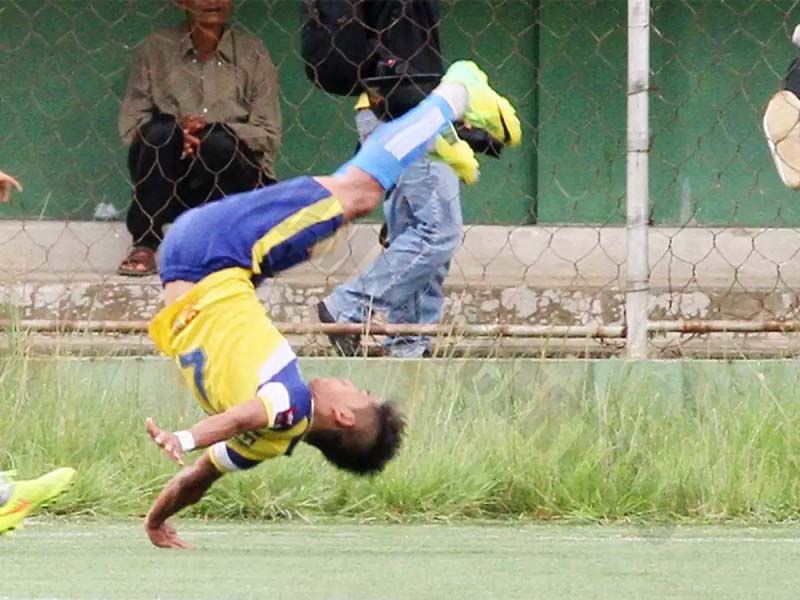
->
xmin=179 ymin=348 xmax=209 ymax=403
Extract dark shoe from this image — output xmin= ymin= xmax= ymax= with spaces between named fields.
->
xmin=317 ymin=301 xmax=361 ymax=357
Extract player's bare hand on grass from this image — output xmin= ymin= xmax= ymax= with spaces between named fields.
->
xmin=0 ymin=171 xmax=22 ymax=203
xmin=144 ymin=518 xmax=194 ymax=549
xmin=145 ymin=418 xmax=185 ymax=466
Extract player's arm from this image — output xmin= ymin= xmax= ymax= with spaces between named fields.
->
xmin=143 ymin=400 xmax=269 ymax=549
xmin=145 ymin=398 xmax=268 ymax=466
xmin=144 ymin=453 xmax=221 ymax=549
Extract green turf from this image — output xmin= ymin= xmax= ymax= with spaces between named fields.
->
xmin=4 ymin=520 xmax=800 ymax=599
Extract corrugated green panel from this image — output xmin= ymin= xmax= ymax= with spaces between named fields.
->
xmin=0 ymin=0 xmax=536 ymax=225
xmin=439 ymin=0 xmax=537 ymax=224
xmin=649 ymin=0 xmax=800 ymax=226
xmin=536 ymin=0 xmax=627 ymax=224
xmin=536 ymin=0 xmax=800 ymax=226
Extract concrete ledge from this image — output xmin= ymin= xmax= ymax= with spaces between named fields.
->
xmin=2 ymin=221 xmax=800 ymax=357
xmin=3 ymin=220 xmax=800 ymax=290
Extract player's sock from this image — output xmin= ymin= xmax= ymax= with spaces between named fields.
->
xmin=340 ymin=92 xmax=464 ymax=190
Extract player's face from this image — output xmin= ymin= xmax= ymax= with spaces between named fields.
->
xmin=180 ymin=0 xmax=232 ymax=26
xmin=317 ymin=378 xmax=377 ymax=408
xmin=310 ymin=377 xmax=380 ymax=429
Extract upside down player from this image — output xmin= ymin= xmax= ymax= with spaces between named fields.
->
xmin=143 ymin=60 xmax=521 ymax=548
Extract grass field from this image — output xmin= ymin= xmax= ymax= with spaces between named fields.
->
xmin=7 ymin=356 xmax=800 ymax=598
xmin=6 ymin=356 xmax=800 ymax=522
xmin=4 ymin=520 xmax=800 ymax=599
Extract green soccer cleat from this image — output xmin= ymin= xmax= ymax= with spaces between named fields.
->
xmin=442 ymin=61 xmax=522 ymax=148
xmin=0 ymin=467 xmax=76 ymax=535
xmin=429 ymin=124 xmax=480 ymax=185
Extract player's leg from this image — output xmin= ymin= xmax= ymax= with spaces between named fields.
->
xmin=320 ymin=60 xmax=521 ymax=221
xmin=0 ymin=467 xmax=76 ymax=535
xmin=158 ymin=61 xmax=519 ymax=285
xmin=0 ymin=471 xmax=11 ymax=506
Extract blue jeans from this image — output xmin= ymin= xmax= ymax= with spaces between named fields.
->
xmin=324 ymin=110 xmax=462 ymax=357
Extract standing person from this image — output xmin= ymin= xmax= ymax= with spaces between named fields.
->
xmin=141 ymin=61 xmax=520 ymax=548
xmin=117 ymin=0 xmax=282 ymax=276
xmin=308 ymin=0 xmax=492 ymax=357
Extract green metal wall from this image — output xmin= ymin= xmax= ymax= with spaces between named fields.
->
xmin=0 ymin=1 xmax=797 ymax=225
xmin=536 ymin=0 xmax=800 ymax=225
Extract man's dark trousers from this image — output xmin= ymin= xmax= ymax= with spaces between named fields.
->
xmin=126 ymin=114 xmax=271 ymax=250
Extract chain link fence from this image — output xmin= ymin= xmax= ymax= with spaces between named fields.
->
xmin=1 ymin=0 xmax=799 ymax=357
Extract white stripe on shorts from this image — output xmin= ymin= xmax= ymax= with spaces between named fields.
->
xmin=211 ymin=441 xmax=240 ymax=472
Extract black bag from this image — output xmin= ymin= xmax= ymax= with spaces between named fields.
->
xmin=301 ymin=0 xmax=376 ymax=96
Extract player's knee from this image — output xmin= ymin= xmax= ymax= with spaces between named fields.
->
xmin=356 ymin=189 xmax=382 ymax=216
xmin=337 ymin=168 xmax=385 ymax=214
xmin=337 ymin=185 xmax=383 ymax=220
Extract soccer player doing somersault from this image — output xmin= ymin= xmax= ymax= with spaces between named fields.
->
xmin=142 ymin=60 xmax=521 ymax=548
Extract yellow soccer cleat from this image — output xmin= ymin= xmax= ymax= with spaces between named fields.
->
xmin=0 ymin=467 xmax=76 ymax=535
xmin=430 ymin=125 xmax=480 ymax=185
xmin=442 ymin=61 xmax=522 ymax=148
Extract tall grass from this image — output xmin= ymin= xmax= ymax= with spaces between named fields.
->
xmin=3 ymin=348 xmax=800 ymax=522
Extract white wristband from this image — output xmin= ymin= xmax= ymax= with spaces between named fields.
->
xmin=174 ymin=430 xmax=196 ymax=452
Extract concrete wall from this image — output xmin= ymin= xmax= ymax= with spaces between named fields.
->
xmin=3 ymin=220 xmax=800 ymax=358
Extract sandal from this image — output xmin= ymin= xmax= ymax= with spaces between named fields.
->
xmin=117 ymin=246 xmax=158 ymax=277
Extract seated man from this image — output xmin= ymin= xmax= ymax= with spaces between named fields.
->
xmin=142 ymin=60 xmax=521 ymax=548
xmin=117 ymin=0 xmax=281 ymax=276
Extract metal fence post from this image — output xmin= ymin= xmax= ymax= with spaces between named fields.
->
xmin=626 ymin=0 xmax=651 ymax=359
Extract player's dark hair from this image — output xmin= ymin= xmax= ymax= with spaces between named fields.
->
xmin=306 ymin=402 xmax=405 ymax=475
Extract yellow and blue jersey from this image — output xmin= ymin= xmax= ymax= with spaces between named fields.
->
xmin=150 ymin=177 xmax=345 ymax=471
xmin=159 ymin=176 xmax=344 ymax=285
